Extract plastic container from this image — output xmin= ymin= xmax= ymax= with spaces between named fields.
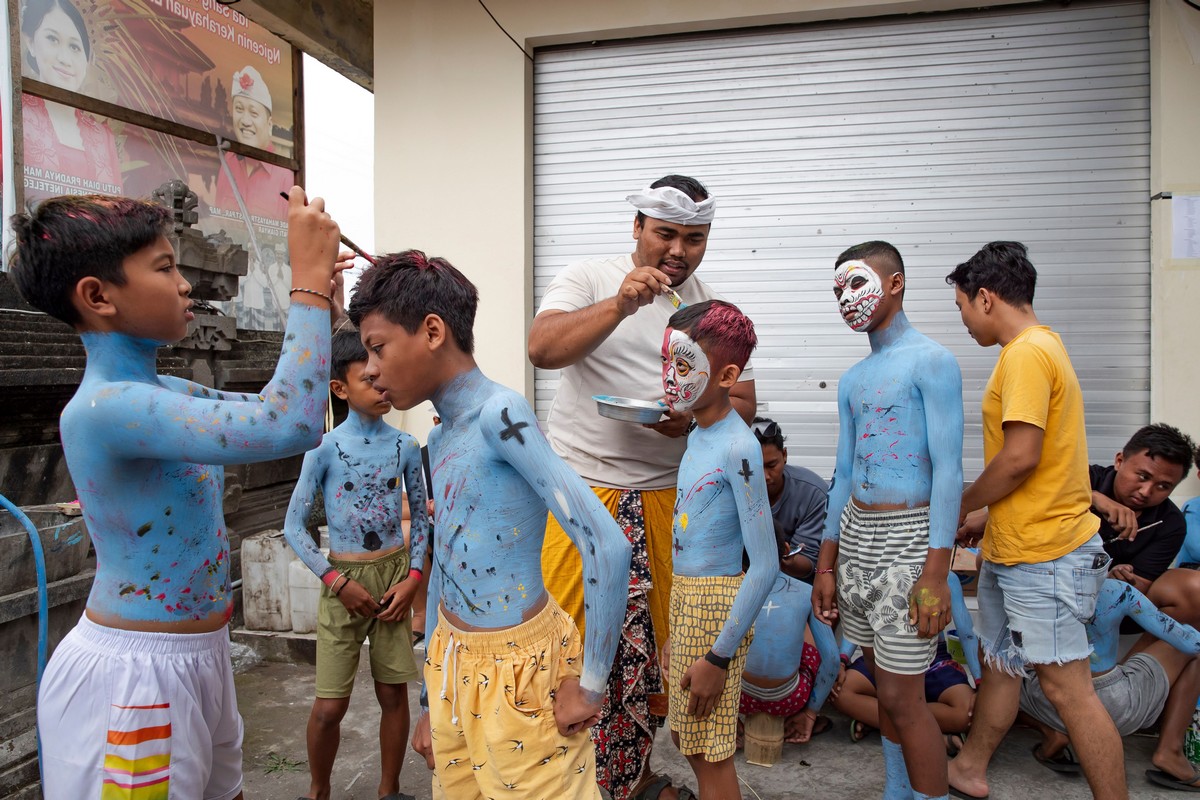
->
xmin=241 ymin=530 xmax=296 ymax=631
xmin=1186 ymin=703 xmax=1200 ymax=765
xmin=289 ymin=556 xmax=325 ymax=634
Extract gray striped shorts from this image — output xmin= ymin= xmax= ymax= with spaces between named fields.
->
xmin=836 ymin=502 xmax=938 ymax=676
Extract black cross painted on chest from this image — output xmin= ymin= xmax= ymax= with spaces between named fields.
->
xmin=499 ymin=407 xmax=529 ymax=445
xmin=738 ymin=459 xmax=754 ymax=482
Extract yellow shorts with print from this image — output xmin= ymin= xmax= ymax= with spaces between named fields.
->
xmin=426 ymin=599 xmax=602 ymax=800
xmin=316 ymin=548 xmax=419 ymax=698
xmin=668 ymin=574 xmax=752 ymax=762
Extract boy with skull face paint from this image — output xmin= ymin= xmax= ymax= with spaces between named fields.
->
xmin=662 ymin=300 xmax=778 ymax=798
xmin=812 ymin=241 xmax=965 ymax=800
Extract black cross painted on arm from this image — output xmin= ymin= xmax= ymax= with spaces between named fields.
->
xmin=499 ymin=407 xmax=529 ymax=445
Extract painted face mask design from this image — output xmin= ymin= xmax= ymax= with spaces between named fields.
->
xmin=834 ymin=259 xmax=885 ymax=331
xmin=662 ymin=328 xmax=710 ymax=412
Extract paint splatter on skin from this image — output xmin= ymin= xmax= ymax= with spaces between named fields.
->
xmin=672 ymin=411 xmax=777 ymax=659
xmin=62 ymin=304 xmax=330 ymax=624
xmin=822 ymin=311 xmax=964 ymax=551
xmin=743 ymin=574 xmax=841 ymax=712
xmin=423 ymin=368 xmax=631 ymax=697
xmin=1086 ymin=579 xmax=1200 ymax=672
xmin=284 ymin=409 xmax=428 ymax=576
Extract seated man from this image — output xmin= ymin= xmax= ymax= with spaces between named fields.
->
xmin=1020 ymin=580 xmax=1200 ymax=791
xmin=1090 ymin=424 xmax=1197 ymax=625
xmin=834 ymin=572 xmax=981 ymax=754
xmin=752 ymin=417 xmax=829 ymax=583
xmin=738 ymin=530 xmax=840 ymax=744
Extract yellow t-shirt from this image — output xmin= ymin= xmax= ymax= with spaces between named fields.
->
xmin=981 ymin=326 xmax=1098 ymax=565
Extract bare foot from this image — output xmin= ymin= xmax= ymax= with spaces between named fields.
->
xmin=1151 ymin=749 xmax=1200 ymax=784
xmin=948 ymin=755 xmax=989 ymax=800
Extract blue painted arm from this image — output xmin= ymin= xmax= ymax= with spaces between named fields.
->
xmin=1180 ymin=498 xmax=1200 ymax=565
xmin=87 ymin=303 xmax=329 ymax=465
xmin=157 ymin=375 xmax=264 ymax=403
xmin=421 ymin=538 xmax=441 ymax=711
xmin=806 ymin=612 xmax=841 ymax=711
xmin=948 ymin=572 xmax=981 ymax=680
xmin=916 ymin=351 xmax=964 ymax=551
xmin=283 ymin=442 xmax=333 ymax=579
xmin=1108 ymin=581 xmax=1200 ymax=655
xmin=839 ymin=635 xmax=857 ymax=662
xmin=712 ymin=440 xmax=779 ymax=659
xmin=401 ymin=437 xmax=429 ymax=569
xmin=822 ymin=380 xmax=855 ymax=542
xmin=482 ymin=397 xmax=632 ymax=696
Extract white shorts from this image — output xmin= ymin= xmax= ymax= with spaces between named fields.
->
xmin=37 ymin=615 xmax=244 ymax=800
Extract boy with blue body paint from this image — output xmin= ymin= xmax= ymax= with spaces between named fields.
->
xmin=812 ymin=241 xmax=965 ymax=800
xmin=662 ymin=299 xmax=777 ymax=799
xmin=738 ymin=570 xmax=840 ymax=745
xmin=1019 ymin=580 xmax=1200 ymax=791
xmin=284 ymin=329 xmax=429 ymax=800
xmin=13 ymin=190 xmax=343 ymax=800
xmin=348 ymin=250 xmax=632 ymax=800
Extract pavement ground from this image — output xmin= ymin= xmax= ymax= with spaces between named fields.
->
xmin=236 ymin=651 xmax=1192 ymax=800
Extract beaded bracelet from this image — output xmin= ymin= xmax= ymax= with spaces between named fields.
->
xmin=814 ymin=567 xmax=834 ymax=575
xmin=290 ymin=287 xmax=334 ymax=306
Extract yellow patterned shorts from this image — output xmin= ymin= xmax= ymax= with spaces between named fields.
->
xmin=668 ymin=574 xmax=752 ymax=762
xmin=426 ymin=599 xmax=602 ymax=800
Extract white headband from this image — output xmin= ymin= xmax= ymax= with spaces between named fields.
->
xmin=626 ymin=185 xmax=716 ymax=226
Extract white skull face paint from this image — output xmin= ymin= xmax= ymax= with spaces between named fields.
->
xmin=833 ymin=259 xmax=885 ymax=331
xmin=661 ymin=328 xmax=710 ymax=412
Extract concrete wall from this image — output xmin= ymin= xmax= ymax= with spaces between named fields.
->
xmin=374 ymin=0 xmax=1200 ymax=499
xmin=1151 ymin=0 xmax=1200 ymax=500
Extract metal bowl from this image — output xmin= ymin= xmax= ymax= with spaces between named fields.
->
xmin=592 ymin=395 xmax=666 ymax=424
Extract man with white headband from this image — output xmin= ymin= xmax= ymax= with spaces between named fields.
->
xmin=214 ymin=64 xmax=292 ymax=220
xmin=529 ymin=174 xmax=754 ymax=800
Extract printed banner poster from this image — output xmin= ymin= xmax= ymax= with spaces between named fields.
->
xmin=19 ymin=0 xmax=294 ymax=155
xmin=17 ymin=0 xmax=296 ymax=330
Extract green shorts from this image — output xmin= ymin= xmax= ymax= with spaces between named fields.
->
xmin=316 ymin=547 xmax=420 ymax=698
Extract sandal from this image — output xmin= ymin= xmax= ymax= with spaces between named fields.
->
xmin=1032 ymin=742 xmax=1082 ymax=774
xmin=1146 ymin=766 xmax=1200 ymax=792
xmin=849 ymin=719 xmax=876 ymax=743
xmin=630 ymin=774 xmax=698 ymax=800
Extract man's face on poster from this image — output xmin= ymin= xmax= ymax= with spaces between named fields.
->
xmin=232 ymin=96 xmax=273 ymax=150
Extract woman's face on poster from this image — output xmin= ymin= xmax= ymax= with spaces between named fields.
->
xmin=231 ymin=96 xmax=273 ymax=149
xmin=27 ymin=6 xmax=88 ymax=92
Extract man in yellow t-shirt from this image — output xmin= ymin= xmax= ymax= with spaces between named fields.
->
xmin=944 ymin=242 xmax=1124 ymax=800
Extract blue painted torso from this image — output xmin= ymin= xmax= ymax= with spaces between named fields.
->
xmin=285 ymin=410 xmax=428 ymax=577
xmin=425 ymin=368 xmax=631 ymax=695
xmin=743 ymin=574 xmax=840 ymax=710
xmin=672 ymin=410 xmax=778 ymax=657
xmin=62 ymin=303 xmax=329 ymax=624
xmin=823 ymin=313 xmax=963 ymax=550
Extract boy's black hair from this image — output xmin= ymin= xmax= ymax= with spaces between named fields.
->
xmin=752 ymin=416 xmax=786 ymax=450
xmin=348 ymin=250 xmax=479 ymax=354
xmin=667 ymin=299 xmax=757 ymax=370
xmin=635 ymin=174 xmax=710 ymax=228
xmin=1122 ymin=423 xmax=1196 ymax=480
xmin=331 ymin=328 xmax=368 ymax=382
xmin=9 ymin=195 xmax=172 ymax=325
xmin=945 ymin=241 xmax=1037 ymax=307
xmin=835 ymin=240 xmax=905 ymax=277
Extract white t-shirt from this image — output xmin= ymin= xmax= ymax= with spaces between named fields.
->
xmin=538 ymin=254 xmax=754 ymax=491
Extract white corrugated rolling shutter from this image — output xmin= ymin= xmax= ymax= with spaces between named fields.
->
xmin=533 ymin=1 xmax=1149 ymax=479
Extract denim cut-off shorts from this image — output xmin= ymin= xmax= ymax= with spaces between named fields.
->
xmin=976 ymin=534 xmax=1110 ymax=675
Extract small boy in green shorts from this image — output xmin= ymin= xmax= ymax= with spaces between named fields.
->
xmin=663 ymin=300 xmax=778 ymax=797
xmin=284 ymin=329 xmax=429 ymax=800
